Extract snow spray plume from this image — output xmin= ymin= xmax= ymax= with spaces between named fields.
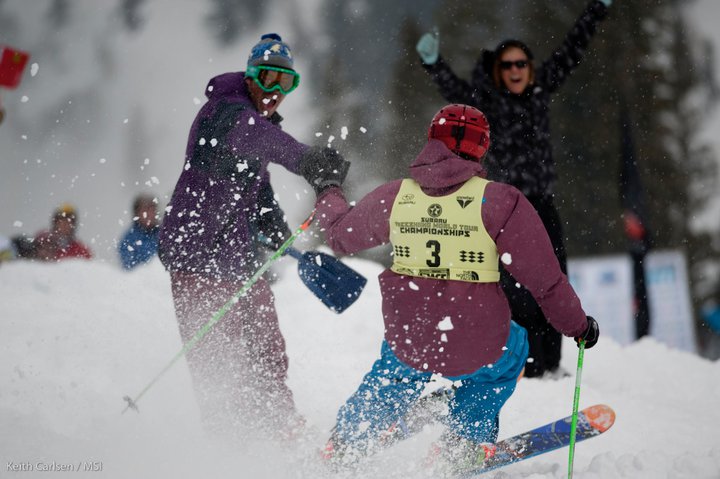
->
xmin=121 ymin=210 xmax=316 ymax=414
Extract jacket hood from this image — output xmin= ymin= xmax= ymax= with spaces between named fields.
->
xmin=205 ymin=71 xmax=251 ymax=102
xmin=409 ymin=139 xmax=485 ymax=191
xmin=494 ymin=39 xmax=534 ymax=60
xmin=204 ymin=71 xmax=283 ymax=124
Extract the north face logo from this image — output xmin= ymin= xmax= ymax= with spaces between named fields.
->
xmin=459 ymin=271 xmax=480 ymax=281
xmin=456 ymin=196 xmax=475 ymax=208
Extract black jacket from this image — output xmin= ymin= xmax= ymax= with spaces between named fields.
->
xmin=422 ymin=0 xmax=608 ymax=198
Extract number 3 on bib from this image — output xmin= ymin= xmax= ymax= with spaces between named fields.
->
xmin=426 ymin=240 xmax=441 ymax=267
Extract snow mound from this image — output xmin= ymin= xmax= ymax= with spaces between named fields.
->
xmin=1 ymin=258 xmax=718 ymax=478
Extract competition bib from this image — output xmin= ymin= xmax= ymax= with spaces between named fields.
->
xmin=389 ymin=177 xmax=499 ymax=282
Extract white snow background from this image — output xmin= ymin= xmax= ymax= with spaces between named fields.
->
xmin=1 ymin=255 xmax=719 ymax=479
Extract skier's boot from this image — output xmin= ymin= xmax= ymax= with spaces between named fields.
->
xmin=319 ymin=430 xmax=366 ymax=472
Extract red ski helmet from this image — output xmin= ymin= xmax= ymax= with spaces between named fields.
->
xmin=428 ymin=104 xmax=490 ymax=160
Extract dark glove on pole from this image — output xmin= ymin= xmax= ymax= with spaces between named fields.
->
xmin=575 ymin=316 xmax=599 ymax=349
xmin=300 ymin=146 xmax=350 ymax=195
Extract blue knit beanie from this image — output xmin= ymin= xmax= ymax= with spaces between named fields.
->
xmin=247 ymin=33 xmax=294 ymax=70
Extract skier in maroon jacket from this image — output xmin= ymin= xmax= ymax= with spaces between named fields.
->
xmin=314 ymin=104 xmax=598 ymax=474
xmin=417 ymin=0 xmax=611 ymax=378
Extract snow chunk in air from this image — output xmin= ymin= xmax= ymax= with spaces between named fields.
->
xmin=438 ymin=316 xmax=454 ymax=331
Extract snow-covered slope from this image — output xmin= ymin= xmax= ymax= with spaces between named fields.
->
xmin=1 ymin=255 xmax=718 ymax=478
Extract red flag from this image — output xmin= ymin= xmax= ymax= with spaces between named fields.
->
xmin=0 ymin=46 xmax=31 ymax=89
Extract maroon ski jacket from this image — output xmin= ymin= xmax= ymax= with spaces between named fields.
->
xmin=316 ymin=140 xmax=588 ymax=376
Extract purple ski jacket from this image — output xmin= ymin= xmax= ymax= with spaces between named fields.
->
xmin=316 ymin=140 xmax=588 ymax=377
xmin=159 ymin=72 xmax=310 ymax=280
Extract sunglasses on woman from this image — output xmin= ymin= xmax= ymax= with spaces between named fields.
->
xmin=499 ymin=60 xmax=529 ymax=70
xmin=246 ymin=65 xmax=301 ymax=95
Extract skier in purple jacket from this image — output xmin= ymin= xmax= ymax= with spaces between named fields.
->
xmin=314 ymin=104 xmax=598 ymax=473
xmin=159 ymin=33 xmax=348 ymax=441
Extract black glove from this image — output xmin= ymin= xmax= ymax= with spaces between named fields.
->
xmin=300 ymin=147 xmax=350 ymax=195
xmin=575 ymin=316 xmax=599 ymax=349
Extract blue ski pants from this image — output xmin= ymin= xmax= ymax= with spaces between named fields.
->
xmin=334 ymin=321 xmax=528 ymax=446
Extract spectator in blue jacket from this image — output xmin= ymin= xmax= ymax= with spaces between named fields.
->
xmin=119 ymin=194 xmax=160 ymax=270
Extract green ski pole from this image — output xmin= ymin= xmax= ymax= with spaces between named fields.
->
xmin=567 ymin=339 xmax=586 ymax=478
xmin=122 ymin=210 xmax=316 ymax=414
